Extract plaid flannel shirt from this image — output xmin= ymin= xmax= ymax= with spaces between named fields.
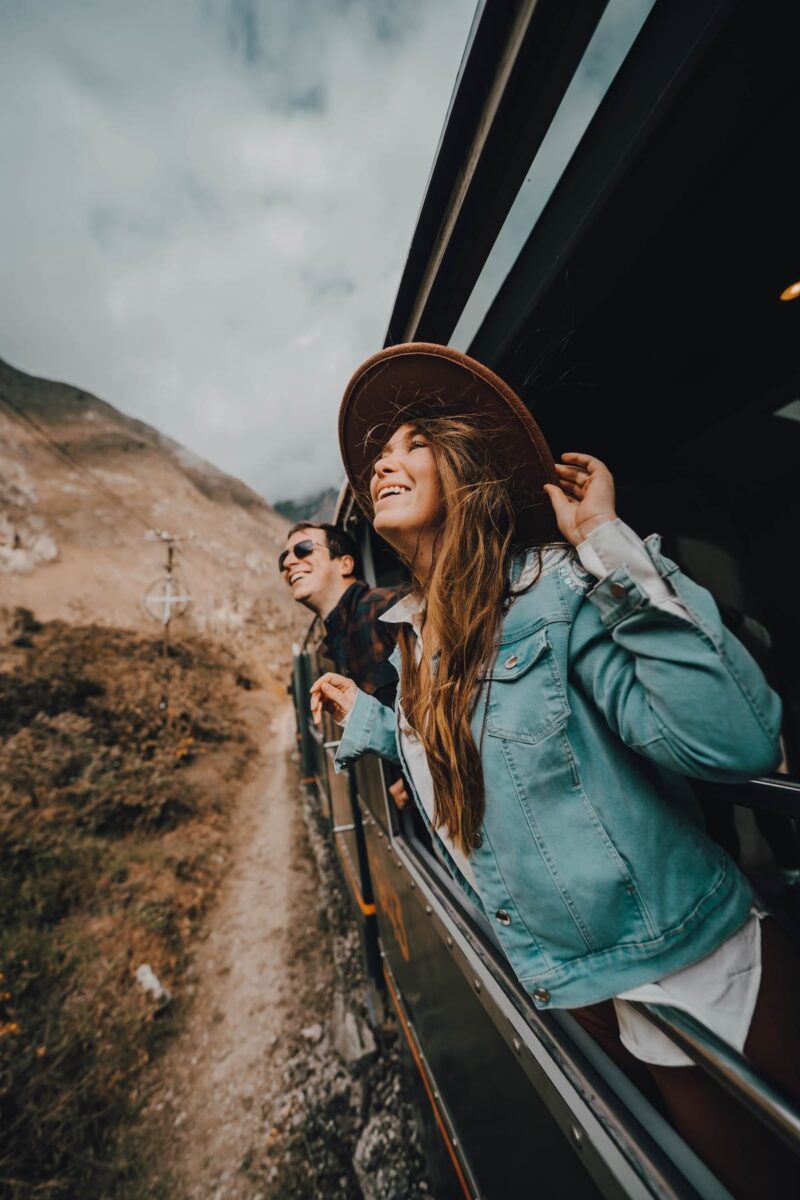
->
xmin=321 ymin=580 xmax=406 ymax=707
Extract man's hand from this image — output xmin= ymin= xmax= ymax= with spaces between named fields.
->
xmin=388 ymin=777 xmax=410 ymax=810
xmin=310 ymin=672 xmax=359 ymax=725
xmin=544 ymin=453 xmax=618 ymax=547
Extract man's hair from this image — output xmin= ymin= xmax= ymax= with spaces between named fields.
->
xmin=286 ymin=522 xmax=360 ymax=576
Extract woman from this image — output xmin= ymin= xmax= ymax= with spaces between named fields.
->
xmin=311 ymin=343 xmax=800 ymax=1198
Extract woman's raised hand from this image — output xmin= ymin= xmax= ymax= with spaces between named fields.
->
xmin=543 ymin=453 xmax=618 ymax=548
xmin=309 ymin=672 xmax=359 ymax=726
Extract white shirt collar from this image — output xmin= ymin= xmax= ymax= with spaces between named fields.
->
xmin=380 ymin=592 xmax=423 ymax=627
xmin=380 ymin=554 xmax=541 ymax=630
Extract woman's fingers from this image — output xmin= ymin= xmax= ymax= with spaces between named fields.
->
xmin=543 ymin=482 xmax=573 ymax=522
xmin=309 ymin=673 xmax=357 ymax=724
xmin=554 ymin=452 xmax=617 ymax=541
xmin=554 ymin=472 xmax=585 ymax=498
xmin=555 ymin=465 xmax=588 ymax=488
xmin=546 ymin=452 xmax=618 ymax=546
xmin=313 ymin=672 xmax=349 ymax=694
xmin=310 ymin=672 xmax=349 ymax=698
xmin=555 ymin=461 xmax=588 ymax=477
xmin=561 ymin=451 xmax=606 ymax=471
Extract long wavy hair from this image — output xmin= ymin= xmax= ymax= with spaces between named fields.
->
xmin=370 ymin=413 xmax=559 ymax=855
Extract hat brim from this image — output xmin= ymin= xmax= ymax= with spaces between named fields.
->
xmin=338 ymin=342 xmax=559 ymax=544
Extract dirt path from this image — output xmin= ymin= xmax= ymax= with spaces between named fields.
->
xmin=139 ymin=700 xmax=334 ymax=1200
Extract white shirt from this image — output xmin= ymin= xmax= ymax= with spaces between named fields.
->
xmin=379 ymin=521 xmax=762 ymax=1066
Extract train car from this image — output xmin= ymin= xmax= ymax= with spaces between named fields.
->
xmin=291 ymin=2 xmax=800 ymax=1196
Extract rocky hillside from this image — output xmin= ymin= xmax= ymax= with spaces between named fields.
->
xmin=274 ymin=485 xmax=340 ymax=526
xmin=0 ymin=357 xmax=306 ymax=676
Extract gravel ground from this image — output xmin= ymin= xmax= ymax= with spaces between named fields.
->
xmin=253 ymin=762 xmax=431 ymax=1200
xmin=133 ymin=704 xmax=432 ymax=1200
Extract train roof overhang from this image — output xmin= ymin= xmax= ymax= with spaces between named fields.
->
xmin=336 ymin=0 xmax=612 ymax=526
xmin=384 ymin=0 xmax=611 ymax=348
xmin=338 ymin=0 xmax=800 ymax=525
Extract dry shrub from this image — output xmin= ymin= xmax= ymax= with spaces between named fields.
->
xmin=0 ymin=610 xmax=254 ymax=1198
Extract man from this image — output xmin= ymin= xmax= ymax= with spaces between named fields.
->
xmin=281 ymin=521 xmax=409 ymax=809
xmin=280 ymin=521 xmax=402 ymax=706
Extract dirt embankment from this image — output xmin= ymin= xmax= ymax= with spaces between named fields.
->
xmin=131 ymin=711 xmax=431 ymax=1200
xmin=0 ymin=609 xmax=273 ymax=1197
xmin=1 ymin=609 xmax=430 ymax=1200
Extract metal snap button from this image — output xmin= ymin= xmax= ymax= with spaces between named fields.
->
xmin=504 ymin=653 xmax=518 ymax=669
xmin=495 ymin=909 xmax=511 ymax=926
xmin=472 ymin=832 xmax=483 ymax=849
xmin=533 ymin=987 xmax=550 ymax=1004
xmin=609 ymin=583 xmax=626 ymax=600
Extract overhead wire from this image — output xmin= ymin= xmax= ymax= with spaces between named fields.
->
xmin=0 ymin=387 xmax=203 ymax=571
xmin=0 ymin=389 xmax=155 ymax=531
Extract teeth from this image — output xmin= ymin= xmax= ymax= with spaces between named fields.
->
xmin=289 ymin=572 xmax=307 ymax=584
xmin=378 ymin=485 xmax=409 ymax=499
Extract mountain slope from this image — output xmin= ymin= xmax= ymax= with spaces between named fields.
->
xmin=0 ymin=357 xmax=305 ymax=670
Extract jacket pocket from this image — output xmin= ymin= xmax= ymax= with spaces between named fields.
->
xmin=483 ymin=628 xmax=570 ymax=745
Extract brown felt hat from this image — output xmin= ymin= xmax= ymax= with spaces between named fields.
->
xmin=338 ymin=342 xmax=559 ymax=543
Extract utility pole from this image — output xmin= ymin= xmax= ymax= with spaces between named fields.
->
xmin=143 ymin=530 xmax=193 ymax=723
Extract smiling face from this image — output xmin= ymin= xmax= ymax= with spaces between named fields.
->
xmin=369 ymin=423 xmax=444 ymax=569
xmin=280 ymin=528 xmax=355 ymax=618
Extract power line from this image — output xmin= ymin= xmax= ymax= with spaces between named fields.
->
xmin=0 ymin=388 xmax=214 ymax=580
xmin=0 ymin=389 xmax=155 ymax=531
xmin=2 ymin=390 xmax=201 ymax=710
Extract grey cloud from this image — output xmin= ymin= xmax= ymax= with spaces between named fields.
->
xmin=0 ymin=0 xmax=476 ymax=500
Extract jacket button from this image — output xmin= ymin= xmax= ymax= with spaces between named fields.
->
xmin=495 ymin=909 xmax=511 ymax=926
xmin=472 ymin=832 xmax=483 ymax=849
xmin=504 ymin=654 xmax=518 ymax=669
xmin=609 ymin=583 xmax=626 ymax=600
xmin=533 ymin=987 xmax=550 ymax=1004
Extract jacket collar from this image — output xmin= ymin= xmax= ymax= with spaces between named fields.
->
xmin=323 ymin=579 xmax=369 ymax=631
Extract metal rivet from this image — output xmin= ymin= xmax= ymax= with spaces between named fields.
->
xmin=571 ymin=1125 xmax=584 ymax=1147
xmin=512 ymin=1037 xmax=522 ymax=1055
xmin=473 ymin=979 xmax=481 ymax=993
xmin=446 ymin=936 xmax=453 ymax=948
xmin=504 ymin=653 xmax=518 ymax=669
xmin=472 ymin=832 xmax=483 ymax=849
xmin=495 ymin=909 xmax=511 ymax=926
xmin=533 ymin=987 xmax=550 ymax=1004
xmin=410 ymin=880 xmax=415 ymax=889
xmin=425 ymin=904 xmax=432 ymax=915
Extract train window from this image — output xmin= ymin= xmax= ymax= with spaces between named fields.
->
xmin=516 ymin=379 xmax=800 ymax=786
xmin=362 ymin=519 xmax=408 ymax=591
xmin=670 ymin=391 xmax=800 ymax=776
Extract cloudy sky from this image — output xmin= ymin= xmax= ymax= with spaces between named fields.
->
xmin=0 ymin=0 xmax=476 ymax=502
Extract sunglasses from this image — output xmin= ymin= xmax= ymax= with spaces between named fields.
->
xmin=278 ymin=539 xmax=330 ymax=574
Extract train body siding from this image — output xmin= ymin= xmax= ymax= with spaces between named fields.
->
xmin=290 ymin=0 xmax=800 ymax=1194
xmin=292 ymin=651 xmax=737 ymax=1199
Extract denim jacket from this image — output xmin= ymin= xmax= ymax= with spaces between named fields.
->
xmin=335 ymin=539 xmax=782 ymax=1009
